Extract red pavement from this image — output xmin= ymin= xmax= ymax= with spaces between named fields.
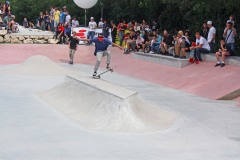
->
xmin=1 ymin=44 xmax=240 ymax=101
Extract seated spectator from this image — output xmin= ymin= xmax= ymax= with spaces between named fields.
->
xmin=126 ymin=30 xmax=137 ymax=52
xmin=150 ymin=31 xmax=162 ymax=53
xmin=190 ymin=32 xmax=210 ymax=64
xmin=63 ymin=23 xmax=71 ymax=44
xmin=72 ymin=17 xmax=79 ymax=28
xmin=168 ymin=34 xmax=177 ymax=56
xmin=3 ymin=13 xmax=11 ymax=30
xmin=38 ymin=12 xmax=45 ymax=31
xmin=160 ymin=30 xmax=174 ymax=55
xmin=222 ymin=22 xmax=237 ymax=55
xmin=214 ymin=39 xmax=230 ymax=67
xmin=136 ymin=34 xmax=145 ymax=51
xmin=142 ymin=30 xmax=150 ymax=53
xmin=134 ymin=21 xmax=140 ymax=32
xmin=57 ymin=23 xmax=64 ymax=43
xmin=23 ymin=17 xmax=29 ymax=28
xmin=29 ymin=21 xmax=35 ymax=29
xmin=174 ymin=30 xmax=190 ymax=58
xmin=180 ymin=37 xmax=187 ymax=59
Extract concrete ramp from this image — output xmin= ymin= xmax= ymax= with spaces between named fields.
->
xmin=1 ymin=55 xmax=80 ymax=76
xmin=38 ymin=75 xmax=177 ymax=133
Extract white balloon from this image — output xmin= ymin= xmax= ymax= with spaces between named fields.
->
xmin=73 ymin=0 xmax=98 ymax=9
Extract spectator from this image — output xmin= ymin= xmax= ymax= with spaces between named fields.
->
xmin=133 ymin=21 xmax=140 ymax=32
xmin=142 ymin=30 xmax=150 ymax=53
xmin=127 ymin=21 xmax=134 ymax=31
xmin=160 ymin=30 xmax=174 ymax=55
xmin=136 ymin=34 xmax=145 ymax=51
xmin=222 ymin=21 xmax=237 ymax=54
xmin=98 ymin=18 xmax=104 ymax=28
xmin=63 ymin=23 xmax=71 ymax=44
xmin=49 ymin=6 xmax=55 ymax=31
xmin=57 ymin=23 xmax=64 ymax=43
xmin=117 ymin=20 xmax=126 ymax=46
xmin=8 ymin=15 xmax=18 ymax=33
xmin=3 ymin=1 xmax=10 ymax=17
xmin=38 ymin=12 xmax=45 ymax=31
xmin=151 ymin=20 xmax=157 ymax=32
xmin=72 ymin=17 xmax=79 ymax=28
xmin=207 ymin=21 xmax=216 ymax=52
xmin=180 ymin=37 xmax=187 ymax=59
xmin=174 ymin=30 xmax=190 ymax=58
xmin=29 ymin=21 xmax=35 ymax=29
xmin=44 ymin=11 xmax=51 ymax=31
xmin=87 ymin=17 xmax=97 ymax=44
xmin=3 ymin=13 xmax=11 ymax=30
xmin=227 ymin=15 xmax=234 ymax=26
xmin=53 ymin=8 xmax=60 ymax=33
xmin=126 ymin=30 xmax=137 ymax=52
xmin=201 ymin=22 xmax=209 ymax=40
xmin=102 ymin=20 xmax=110 ymax=38
xmin=214 ymin=39 xmax=230 ymax=67
xmin=65 ymin=11 xmax=71 ymax=24
xmin=190 ymin=32 xmax=210 ymax=64
xmin=59 ymin=8 xmax=65 ymax=24
xmin=184 ymin=30 xmax=190 ymax=42
xmin=23 ymin=17 xmax=29 ymax=28
xmin=150 ymin=31 xmax=162 ymax=53
xmin=111 ymin=21 xmax=117 ymax=43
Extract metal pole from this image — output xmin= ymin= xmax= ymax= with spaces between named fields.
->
xmin=85 ymin=9 xmax=87 ymax=27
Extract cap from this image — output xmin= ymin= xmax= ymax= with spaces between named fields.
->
xmin=98 ymin=33 xmax=104 ymax=38
xmin=178 ymin=30 xmax=184 ymax=36
xmin=207 ymin=21 xmax=212 ymax=25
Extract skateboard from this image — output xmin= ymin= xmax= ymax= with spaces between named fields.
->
xmin=93 ymin=68 xmax=114 ymax=79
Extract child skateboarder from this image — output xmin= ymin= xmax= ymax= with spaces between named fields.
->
xmin=81 ymin=33 xmax=123 ymax=78
xmin=68 ymin=31 xmax=79 ymax=64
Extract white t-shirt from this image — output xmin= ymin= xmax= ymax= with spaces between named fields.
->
xmin=65 ymin=15 xmax=71 ymax=23
xmin=207 ymin=26 xmax=216 ymax=43
xmin=196 ymin=36 xmax=210 ymax=51
xmin=136 ymin=37 xmax=144 ymax=45
xmin=89 ymin=21 xmax=97 ymax=31
xmin=223 ymin=28 xmax=236 ymax=43
xmin=98 ymin=21 xmax=104 ymax=28
xmin=72 ymin=20 xmax=79 ymax=28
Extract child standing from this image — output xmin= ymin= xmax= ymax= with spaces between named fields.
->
xmin=68 ymin=31 xmax=79 ymax=64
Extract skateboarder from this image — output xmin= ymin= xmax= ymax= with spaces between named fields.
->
xmin=81 ymin=33 xmax=123 ymax=78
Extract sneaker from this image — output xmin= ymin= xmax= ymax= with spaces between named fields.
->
xmin=106 ymin=64 xmax=110 ymax=69
xmin=68 ymin=61 xmax=73 ymax=65
xmin=150 ymin=51 xmax=154 ymax=54
xmin=195 ymin=60 xmax=199 ymax=64
xmin=221 ymin=63 xmax=225 ymax=67
xmin=93 ymin=72 xmax=97 ymax=76
xmin=214 ymin=63 xmax=221 ymax=67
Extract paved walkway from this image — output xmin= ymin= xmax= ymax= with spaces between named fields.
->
xmin=1 ymin=44 xmax=240 ymax=100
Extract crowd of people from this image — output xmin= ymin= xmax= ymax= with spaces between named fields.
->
xmin=0 ymin=1 xmax=19 ymax=33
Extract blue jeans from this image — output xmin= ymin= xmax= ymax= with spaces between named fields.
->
xmin=194 ymin=48 xmax=210 ymax=61
xmin=227 ymin=43 xmax=235 ymax=52
xmin=118 ymin=31 xmax=124 ymax=46
xmin=151 ymin=42 xmax=160 ymax=51
xmin=87 ymin=31 xmax=95 ymax=41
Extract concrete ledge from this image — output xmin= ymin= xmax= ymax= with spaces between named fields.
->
xmin=186 ymin=52 xmax=240 ymax=67
xmin=132 ymin=52 xmax=190 ymax=68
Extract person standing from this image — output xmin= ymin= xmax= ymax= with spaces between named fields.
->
xmin=87 ymin=17 xmax=97 ymax=44
xmin=53 ymin=8 xmax=60 ymax=34
xmin=72 ymin=17 xmax=79 ymax=28
xmin=38 ymin=12 xmax=45 ymax=31
xmin=102 ymin=20 xmax=110 ymax=38
xmin=117 ymin=20 xmax=126 ymax=46
xmin=207 ymin=21 xmax=216 ymax=52
xmin=81 ymin=33 xmax=123 ymax=78
xmin=68 ymin=31 xmax=79 ymax=64
xmin=222 ymin=21 xmax=237 ymax=54
xmin=111 ymin=21 xmax=117 ymax=43
xmin=201 ymin=22 xmax=209 ymax=40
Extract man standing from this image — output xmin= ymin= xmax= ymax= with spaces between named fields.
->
xmin=222 ymin=22 xmax=237 ymax=54
xmin=87 ymin=17 xmax=97 ymax=44
xmin=53 ymin=8 xmax=60 ymax=34
xmin=207 ymin=21 xmax=216 ymax=52
xmin=81 ymin=33 xmax=123 ymax=78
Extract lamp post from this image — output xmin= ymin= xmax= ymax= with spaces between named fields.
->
xmin=73 ymin=0 xmax=98 ymax=27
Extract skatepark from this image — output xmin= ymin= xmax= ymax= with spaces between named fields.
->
xmin=0 ymin=42 xmax=240 ymax=159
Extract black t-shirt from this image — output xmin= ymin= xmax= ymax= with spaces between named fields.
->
xmin=163 ymin=35 xmax=173 ymax=46
xmin=39 ymin=16 xmax=44 ymax=24
xmin=129 ymin=34 xmax=137 ymax=40
xmin=69 ymin=36 xmax=79 ymax=49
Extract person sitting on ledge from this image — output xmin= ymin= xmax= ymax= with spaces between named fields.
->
xmin=214 ymin=39 xmax=230 ymax=67
xmin=190 ymin=32 xmax=210 ymax=64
